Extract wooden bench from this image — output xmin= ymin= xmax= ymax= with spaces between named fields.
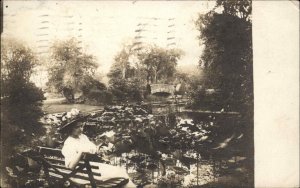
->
xmin=31 ymin=146 xmax=129 ymax=188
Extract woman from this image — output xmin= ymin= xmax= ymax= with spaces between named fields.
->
xmin=59 ymin=118 xmax=136 ymax=188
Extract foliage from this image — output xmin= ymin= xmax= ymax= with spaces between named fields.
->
xmin=216 ymin=0 xmax=252 ymax=21
xmin=1 ymin=39 xmax=45 ymax=171
xmin=11 ymin=103 xmax=249 ymax=187
xmin=109 ymin=77 xmax=144 ymax=102
xmin=174 ymin=72 xmax=190 ymax=84
xmin=108 ymin=44 xmax=145 ymax=102
xmin=188 ymin=76 xmax=206 ymax=108
xmin=47 ymin=38 xmax=99 ymax=102
xmin=195 ymin=1 xmax=252 ymax=113
xmin=108 ymin=43 xmax=136 ymax=80
xmin=80 ymin=104 xmax=247 ymax=187
xmin=157 ymin=173 xmax=183 ymax=188
xmin=85 ymin=89 xmax=113 ymax=105
xmin=194 ymin=3 xmax=254 ymax=184
xmin=139 ymin=46 xmax=183 ymax=84
xmin=108 ymin=43 xmax=184 ymax=101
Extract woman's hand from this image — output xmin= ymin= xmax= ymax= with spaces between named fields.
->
xmin=81 ymin=153 xmax=87 ymax=160
xmin=96 ymin=145 xmax=104 ymax=155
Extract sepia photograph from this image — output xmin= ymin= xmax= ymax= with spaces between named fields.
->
xmin=4 ymin=0 xmax=295 ymax=187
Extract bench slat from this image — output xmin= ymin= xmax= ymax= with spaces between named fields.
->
xmin=49 ymin=169 xmax=125 ymax=187
xmin=50 ymin=163 xmax=102 ymax=177
xmin=38 ymin=147 xmax=129 ymax=188
xmin=48 ymin=169 xmax=101 ymax=182
xmin=49 ymin=168 xmax=102 ymax=179
xmin=44 ymin=156 xmax=99 ymax=170
xmin=49 ymin=171 xmax=128 ymax=187
xmin=49 ymin=171 xmax=63 ymax=179
xmin=39 ymin=147 xmax=64 ymax=158
xmin=44 ymin=156 xmax=65 ymax=164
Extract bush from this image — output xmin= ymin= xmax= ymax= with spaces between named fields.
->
xmin=1 ymin=39 xmax=46 ymax=180
xmin=47 ymin=38 xmax=98 ymax=103
xmin=109 ymin=78 xmax=144 ymax=102
xmin=80 ymin=78 xmax=111 ymax=105
xmin=85 ymin=90 xmax=113 ymax=105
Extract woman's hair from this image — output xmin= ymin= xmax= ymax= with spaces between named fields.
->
xmin=60 ymin=121 xmax=80 ymax=139
xmin=60 ymin=127 xmax=72 ymax=140
xmin=60 ymin=115 xmax=88 ymax=139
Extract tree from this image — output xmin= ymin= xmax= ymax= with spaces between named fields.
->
xmin=108 ymin=47 xmax=137 ymax=80
xmin=216 ymin=0 xmax=251 ymax=21
xmin=112 ymin=43 xmax=137 ymax=79
xmin=195 ymin=3 xmax=254 ymax=184
xmin=80 ymin=77 xmax=113 ymax=105
xmin=109 ymin=77 xmax=144 ymax=102
xmin=47 ymin=38 xmax=98 ymax=102
xmin=108 ymin=44 xmax=183 ymax=101
xmin=139 ymin=46 xmax=183 ymax=84
xmin=195 ymin=0 xmax=252 ymax=112
xmin=1 ymin=39 xmax=45 ymax=161
xmin=108 ymin=43 xmax=144 ymax=102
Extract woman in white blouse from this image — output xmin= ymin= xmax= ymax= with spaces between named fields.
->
xmin=59 ymin=119 xmax=136 ymax=187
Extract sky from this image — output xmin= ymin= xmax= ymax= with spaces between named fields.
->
xmin=2 ymin=1 xmax=216 ymax=85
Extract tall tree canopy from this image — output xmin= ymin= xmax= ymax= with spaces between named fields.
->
xmin=216 ymin=0 xmax=251 ymax=21
xmin=195 ymin=3 xmax=254 ymax=184
xmin=139 ymin=46 xmax=183 ymax=84
xmin=108 ymin=43 xmax=136 ymax=80
xmin=1 ymin=39 xmax=45 ymax=155
xmin=108 ymin=43 xmax=144 ymax=101
xmin=47 ymin=38 xmax=98 ymax=102
xmin=195 ymin=0 xmax=252 ymax=113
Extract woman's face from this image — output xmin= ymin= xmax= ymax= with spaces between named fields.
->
xmin=71 ymin=123 xmax=82 ymax=137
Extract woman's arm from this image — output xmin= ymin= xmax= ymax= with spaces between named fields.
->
xmin=66 ymin=151 xmax=83 ymax=170
xmin=62 ymin=138 xmax=84 ymax=170
xmin=81 ymin=134 xmax=98 ymax=154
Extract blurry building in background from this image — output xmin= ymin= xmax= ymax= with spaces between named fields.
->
xmin=132 ymin=16 xmax=178 ymax=52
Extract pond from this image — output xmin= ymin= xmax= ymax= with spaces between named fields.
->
xmin=40 ymin=104 xmax=251 ymax=187
xmin=42 ymin=103 xmax=103 ymax=114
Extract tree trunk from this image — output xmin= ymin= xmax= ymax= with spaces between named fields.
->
xmin=122 ymin=63 xmax=126 ymax=79
xmin=63 ymin=88 xmax=75 ymax=103
xmin=154 ymin=71 xmax=157 ymax=83
xmin=147 ymin=72 xmax=151 ymax=84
